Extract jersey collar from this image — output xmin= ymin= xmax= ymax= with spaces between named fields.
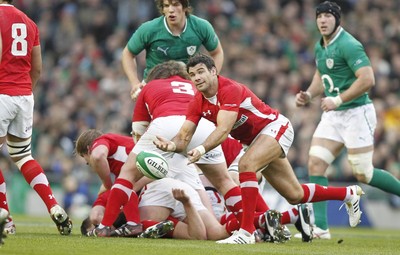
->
xmin=163 ymin=16 xmax=187 ymax=36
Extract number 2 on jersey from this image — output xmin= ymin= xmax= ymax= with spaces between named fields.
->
xmin=11 ymin=23 xmax=28 ymax=56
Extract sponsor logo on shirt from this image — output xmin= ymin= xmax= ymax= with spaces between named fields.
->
xmin=232 ymin=114 xmax=248 ymax=130
xmin=202 ymin=109 xmax=212 ymax=117
xmin=187 ymin=46 xmax=196 ymax=56
xmin=326 ymin=58 xmax=334 ymax=69
xmin=157 ymin=46 xmax=169 ymax=56
xmin=354 ymin=59 xmax=363 ymax=66
xmin=223 ymin=103 xmax=238 ymax=107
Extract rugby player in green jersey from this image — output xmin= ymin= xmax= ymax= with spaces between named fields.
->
xmin=295 ymin=1 xmax=400 ymax=239
xmin=121 ymin=0 xmax=224 ymax=100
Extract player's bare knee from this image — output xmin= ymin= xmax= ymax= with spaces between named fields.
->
xmin=286 ymin=194 xmax=303 ymax=205
xmin=348 ymin=151 xmax=374 ymax=183
xmin=7 ymin=139 xmax=33 ymax=169
xmin=238 ymin=158 xmax=257 ymax=173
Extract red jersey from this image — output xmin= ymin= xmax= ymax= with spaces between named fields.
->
xmin=133 ymin=76 xmax=196 ymax=122
xmin=186 ymin=75 xmax=279 ymax=145
xmin=89 ymin=134 xmax=135 ymax=177
xmin=0 ymin=4 xmax=40 ymax=95
xmin=221 ymin=137 xmax=242 ymax=167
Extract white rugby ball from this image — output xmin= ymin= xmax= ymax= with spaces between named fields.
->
xmin=136 ymin=150 xmax=169 ymax=179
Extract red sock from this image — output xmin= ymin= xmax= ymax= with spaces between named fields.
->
xmin=239 ymin=172 xmax=259 ymax=234
xmin=20 ymin=160 xmax=57 ymax=212
xmin=281 ymin=207 xmax=298 ymax=224
xmin=301 ymin=183 xmax=347 ymax=203
xmin=0 ymin=170 xmax=10 ymax=211
xmin=164 ymin=216 xmax=179 ymax=238
xmin=122 ymin=191 xmax=140 ymax=223
xmin=220 ymin=212 xmax=235 ymax=225
xmin=102 ymin=178 xmax=132 ymax=226
xmin=225 ymin=217 xmax=240 ymax=234
xmin=224 ymin=186 xmax=269 ymax=224
xmin=224 ymin=186 xmax=242 ymax=221
xmin=256 ymin=192 xmax=269 ymax=211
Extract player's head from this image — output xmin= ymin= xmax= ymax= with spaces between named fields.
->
xmin=145 ymin=60 xmax=190 ymax=82
xmin=80 ymin=217 xmax=94 ymax=236
xmin=316 ymin=1 xmax=341 ymax=31
xmin=75 ymin=129 xmax=103 ymax=157
xmin=156 ymin=0 xmax=192 ymax=16
xmin=186 ymin=53 xmax=216 ymax=72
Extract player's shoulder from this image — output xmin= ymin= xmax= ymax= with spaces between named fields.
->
xmin=138 ymin=16 xmax=164 ymax=31
xmin=336 ymin=28 xmax=362 ymax=47
xmin=187 ymin=14 xmax=213 ymax=27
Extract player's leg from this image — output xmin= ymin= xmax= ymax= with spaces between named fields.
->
xmin=345 ymin=104 xmax=400 ymax=196
xmin=6 ymin=95 xmax=71 ymax=235
xmin=307 ymin=110 xmax=344 ymax=237
xmin=91 ymin=151 xmax=141 ymax=237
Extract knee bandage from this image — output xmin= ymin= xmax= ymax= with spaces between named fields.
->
xmin=309 ymin=146 xmax=335 ymax=165
xmin=7 ymin=139 xmax=34 ymax=169
xmin=348 ymin=151 xmax=374 ymax=182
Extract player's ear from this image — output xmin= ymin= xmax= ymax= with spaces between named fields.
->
xmin=211 ymin=67 xmax=217 ymax=75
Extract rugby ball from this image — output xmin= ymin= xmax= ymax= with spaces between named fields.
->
xmin=136 ymin=150 xmax=169 ymax=179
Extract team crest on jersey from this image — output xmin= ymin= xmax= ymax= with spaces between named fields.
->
xmin=326 ymin=58 xmax=334 ymax=69
xmin=187 ymin=46 xmax=197 ymax=56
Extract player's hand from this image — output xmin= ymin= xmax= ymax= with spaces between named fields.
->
xmin=321 ymin=96 xmax=342 ymax=112
xmin=187 ymin=147 xmax=203 ymax=164
xmin=130 ymin=82 xmax=145 ymax=100
xmin=172 ymin=188 xmax=190 ymax=204
xmin=295 ymin=91 xmax=312 ymax=107
xmin=153 ymin=136 xmax=177 ymax=152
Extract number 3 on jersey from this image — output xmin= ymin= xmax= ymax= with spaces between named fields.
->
xmin=11 ymin=23 xmax=28 ymax=56
xmin=171 ymin=81 xmax=195 ymax=95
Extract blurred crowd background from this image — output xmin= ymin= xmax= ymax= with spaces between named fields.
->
xmin=1 ymin=0 xmax=399 ymax=216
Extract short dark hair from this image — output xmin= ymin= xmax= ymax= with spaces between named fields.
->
xmin=80 ymin=217 xmax=93 ymax=236
xmin=186 ymin=53 xmax=216 ymax=72
xmin=145 ymin=60 xmax=190 ymax=82
xmin=75 ymin=129 xmax=103 ymax=156
xmin=155 ymin=0 xmax=192 ymax=16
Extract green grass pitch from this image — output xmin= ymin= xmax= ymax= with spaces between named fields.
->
xmin=1 ymin=215 xmax=399 ymax=255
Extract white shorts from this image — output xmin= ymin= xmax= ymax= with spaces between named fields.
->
xmin=138 ymin=178 xmax=206 ymax=221
xmin=313 ymin=104 xmax=376 ymax=149
xmin=252 ymin=114 xmax=294 ymax=156
xmin=132 ymin=116 xmax=225 ymax=164
xmin=0 ymin=94 xmax=34 ymax=138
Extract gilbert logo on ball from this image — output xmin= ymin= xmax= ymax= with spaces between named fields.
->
xmin=136 ymin=150 xmax=169 ymax=179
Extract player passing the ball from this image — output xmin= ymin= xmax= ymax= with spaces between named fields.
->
xmin=154 ymin=53 xmax=365 ymax=244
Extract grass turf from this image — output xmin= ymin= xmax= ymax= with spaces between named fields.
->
xmin=1 ymin=215 xmax=399 ymax=255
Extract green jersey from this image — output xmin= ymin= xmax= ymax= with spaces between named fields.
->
xmin=127 ymin=15 xmax=219 ymax=78
xmin=314 ymin=27 xmax=372 ymax=110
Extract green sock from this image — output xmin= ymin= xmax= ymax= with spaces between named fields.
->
xmin=309 ymin=175 xmax=329 ymax=230
xmin=369 ymin=169 xmax=400 ymax=196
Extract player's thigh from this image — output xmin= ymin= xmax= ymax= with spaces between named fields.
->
xmin=262 ymin=157 xmax=303 ymax=204
xmin=240 ymin=134 xmax=283 ymax=172
xmin=139 ymin=206 xmax=172 ymax=221
xmin=341 ymin=104 xmax=377 ymax=150
xmin=6 ymin=95 xmax=34 ymax=139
